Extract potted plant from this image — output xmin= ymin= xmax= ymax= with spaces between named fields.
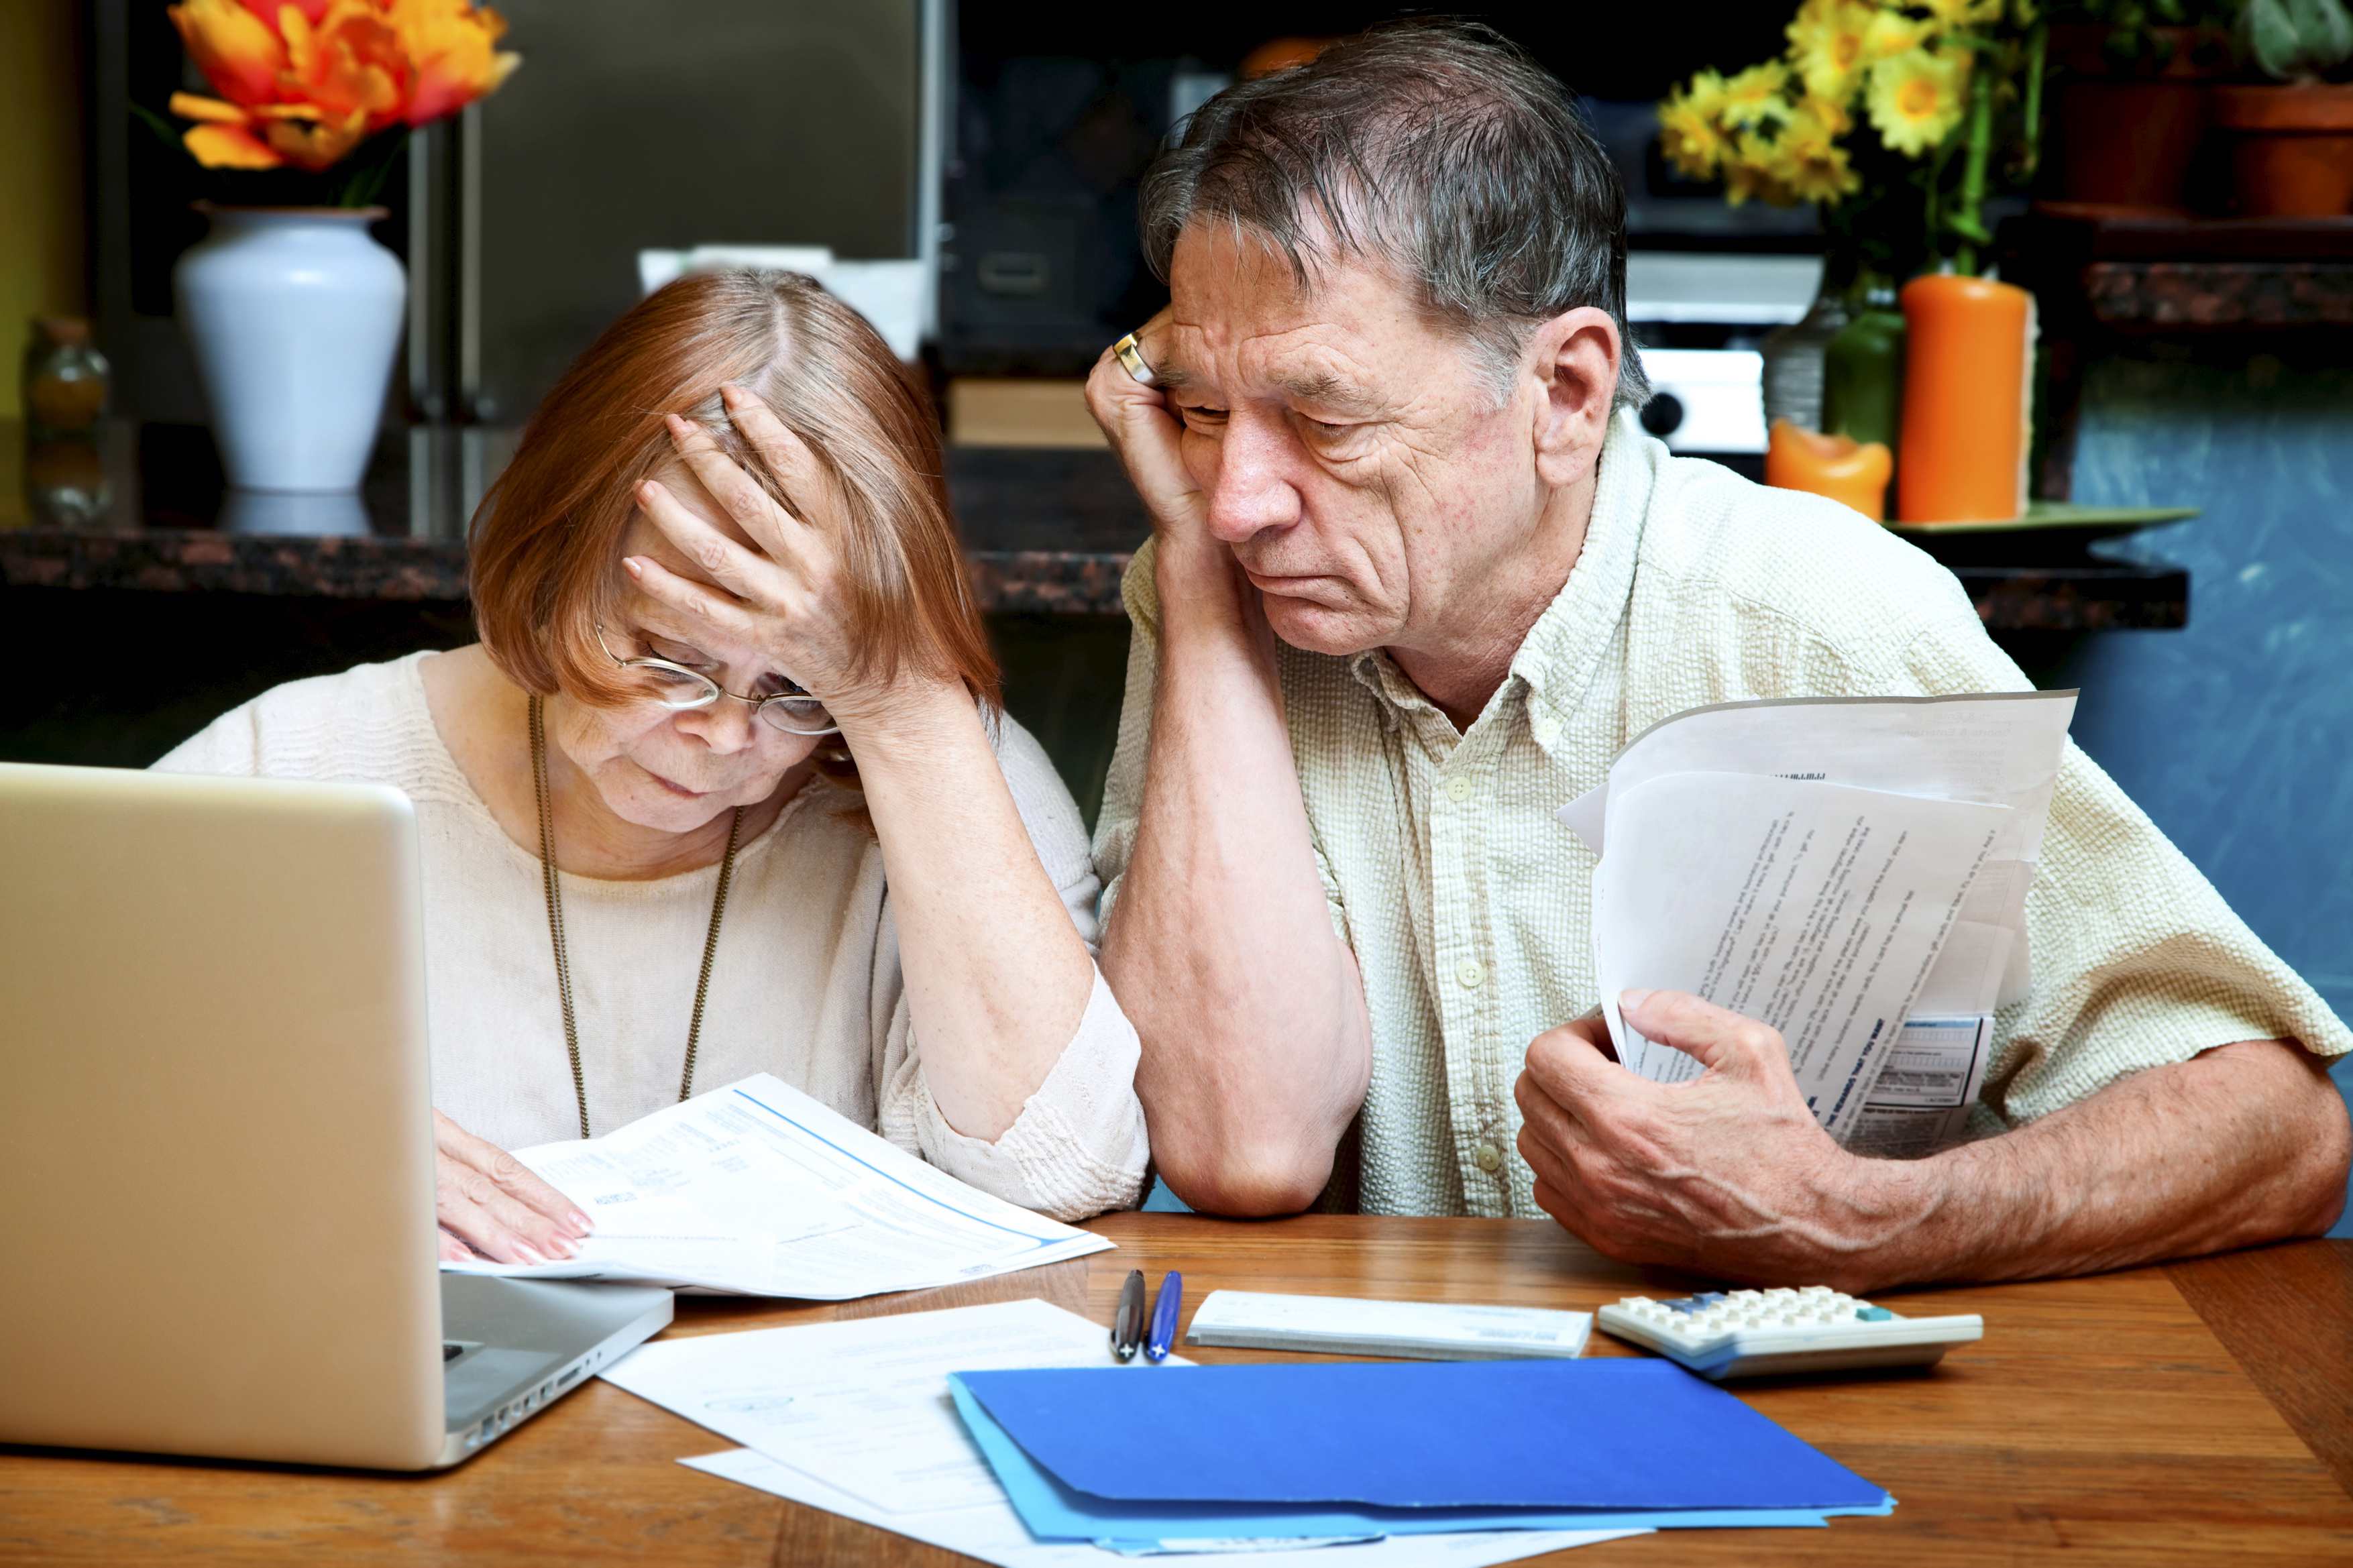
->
xmin=2044 ymin=0 xmax=2236 ymax=212
xmin=156 ymin=0 xmax=520 ymax=493
xmin=2210 ymin=0 xmax=2353 ymax=215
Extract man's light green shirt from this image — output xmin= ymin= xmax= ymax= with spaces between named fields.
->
xmin=1093 ymin=410 xmax=2351 ymax=1217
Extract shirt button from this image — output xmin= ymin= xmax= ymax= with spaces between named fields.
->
xmin=1474 ymin=1141 xmax=1503 ymax=1174
xmin=1446 ymin=775 xmax=1473 ymax=803
xmin=1456 ymin=958 xmax=1484 ymax=990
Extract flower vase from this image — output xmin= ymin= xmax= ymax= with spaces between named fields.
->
xmin=174 ymin=206 xmax=406 ymax=493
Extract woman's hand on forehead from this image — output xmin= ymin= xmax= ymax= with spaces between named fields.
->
xmin=621 ymin=386 xmax=881 ymax=718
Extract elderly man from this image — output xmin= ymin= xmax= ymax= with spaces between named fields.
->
xmin=1086 ymin=19 xmax=2350 ymax=1290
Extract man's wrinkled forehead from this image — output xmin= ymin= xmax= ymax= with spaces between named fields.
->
xmin=1158 ymin=222 xmax=1428 ymax=408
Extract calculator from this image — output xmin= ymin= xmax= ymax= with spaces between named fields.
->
xmin=1596 ymin=1287 xmax=1981 ymax=1380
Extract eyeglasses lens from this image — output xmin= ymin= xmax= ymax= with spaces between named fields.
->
xmin=758 ymin=697 xmax=836 ymax=736
xmin=628 ymin=663 xmax=720 ymax=709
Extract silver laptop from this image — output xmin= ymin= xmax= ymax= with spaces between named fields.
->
xmin=0 ymin=761 xmax=672 ymax=1469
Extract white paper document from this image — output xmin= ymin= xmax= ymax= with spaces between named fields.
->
xmin=685 ymin=1447 xmax=1633 ymax=1565
xmin=1561 ymin=693 xmax=2074 ymax=1145
xmin=607 ymin=1298 xmax=1637 ymax=1566
xmin=441 ymin=1074 xmax=1108 ymax=1298
xmin=1847 ymin=1014 xmax=1996 ymax=1158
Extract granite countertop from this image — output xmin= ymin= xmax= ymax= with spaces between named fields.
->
xmin=1 ymin=421 xmax=2189 ymax=632
xmin=2008 ymin=209 xmax=2353 ymax=333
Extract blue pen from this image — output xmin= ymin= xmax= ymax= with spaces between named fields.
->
xmin=1142 ymin=1271 xmax=1183 ymax=1363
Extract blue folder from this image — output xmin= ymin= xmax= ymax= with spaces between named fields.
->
xmin=948 ymin=1378 xmax=1891 ymax=1549
xmin=948 ymin=1358 xmax=1892 ymax=1546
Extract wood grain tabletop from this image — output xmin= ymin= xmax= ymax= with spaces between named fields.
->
xmin=3 ymin=1216 xmax=2348 ymax=1566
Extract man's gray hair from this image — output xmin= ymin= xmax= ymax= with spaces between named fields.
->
xmin=1140 ymin=18 xmax=1650 ymax=412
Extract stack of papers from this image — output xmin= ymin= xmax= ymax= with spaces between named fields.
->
xmin=606 ymin=1300 xmax=1637 ymax=1567
xmin=1558 ymin=691 xmax=2075 ymax=1150
xmin=948 ymin=1359 xmax=1894 ymax=1551
xmin=443 ymin=1074 xmax=1107 ymax=1297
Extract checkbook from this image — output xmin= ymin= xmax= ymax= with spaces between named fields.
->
xmin=1184 ymin=1290 xmax=1592 ymax=1361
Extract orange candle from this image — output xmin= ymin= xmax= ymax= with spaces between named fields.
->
xmin=1765 ymin=420 xmax=1894 ymax=522
xmin=1897 ymin=274 xmax=2036 ymax=525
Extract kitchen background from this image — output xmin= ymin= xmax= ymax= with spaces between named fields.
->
xmin=3 ymin=1 xmax=2346 ymax=1225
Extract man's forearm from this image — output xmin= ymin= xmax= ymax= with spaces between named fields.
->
xmin=1101 ymin=546 xmax=1371 ymax=1215
xmin=1866 ymin=1040 xmax=2350 ymax=1288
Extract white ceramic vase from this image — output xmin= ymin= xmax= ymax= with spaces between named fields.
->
xmin=174 ymin=206 xmax=406 ymax=493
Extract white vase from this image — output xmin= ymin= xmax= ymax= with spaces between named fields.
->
xmin=174 ymin=206 xmax=406 ymax=494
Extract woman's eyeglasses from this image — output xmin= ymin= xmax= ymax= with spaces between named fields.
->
xmin=595 ymin=626 xmax=838 ymax=736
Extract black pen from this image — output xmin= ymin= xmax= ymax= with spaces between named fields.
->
xmin=1111 ymin=1268 xmax=1147 ymax=1361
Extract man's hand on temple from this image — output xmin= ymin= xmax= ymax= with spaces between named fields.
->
xmin=1515 ymin=990 xmax=1917 ymax=1292
xmin=1084 ymin=309 xmax=1207 ymax=541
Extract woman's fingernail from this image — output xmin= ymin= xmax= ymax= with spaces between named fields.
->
xmin=514 ymin=1242 xmax=546 ymax=1266
xmin=570 ymin=1211 xmax=595 ymax=1235
xmin=549 ymin=1235 xmax=579 ymax=1259
xmin=1619 ymin=988 xmax=1653 ymax=1013
xmin=622 ymin=557 xmax=645 ymax=579
xmin=719 ymin=384 xmax=745 ymax=406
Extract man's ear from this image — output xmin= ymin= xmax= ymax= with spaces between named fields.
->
xmin=1527 ymin=306 xmax=1621 ymax=489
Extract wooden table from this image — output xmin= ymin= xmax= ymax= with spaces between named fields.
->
xmin=4 ymin=1217 xmax=2349 ymax=1565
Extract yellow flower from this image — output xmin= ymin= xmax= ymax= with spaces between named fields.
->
xmin=1862 ymin=11 xmax=1928 ymax=62
xmin=1777 ymin=99 xmax=1839 ymax=162
xmin=1720 ymin=60 xmax=1794 ymax=131
xmin=1658 ymin=71 xmax=1733 ymax=180
xmin=1786 ymin=0 xmax=1875 ymax=103
xmin=1780 ymin=120 xmax=1862 ymax=203
xmin=1920 ymin=0 xmax=2003 ymax=29
xmin=1722 ymin=158 xmax=1800 ymax=208
xmin=1805 ymin=94 xmax=1855 ymax=137
xmin=1867 ymin=47 xmax=1971 ymax=156
xmin=1731 ymin=99 xmax=1859 ymax=207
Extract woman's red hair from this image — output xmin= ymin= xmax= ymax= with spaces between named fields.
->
xmin=469 ymin=270 xmax=999 ymax=754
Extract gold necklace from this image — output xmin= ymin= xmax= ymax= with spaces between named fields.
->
xmin=529 ymin=694 xmax=742 ymax=1138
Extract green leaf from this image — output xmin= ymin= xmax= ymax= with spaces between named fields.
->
xmin=130 ymin=102 xmax=182 ymax=150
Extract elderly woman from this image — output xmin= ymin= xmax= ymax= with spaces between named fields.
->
xmin=156 ymin=270 xmax=1148 ymax=1253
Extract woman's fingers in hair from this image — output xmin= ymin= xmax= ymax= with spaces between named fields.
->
xmin=718 ymin=386 xmax=841 ymax=532
xmin=661 ymin=414 xmax=802 ymax=561
xmin=633 ymin=476 xmax=781 ymax=604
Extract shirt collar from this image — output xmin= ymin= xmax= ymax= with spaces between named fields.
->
xmin=1510 ymin=408 xmax=1654 ymax=719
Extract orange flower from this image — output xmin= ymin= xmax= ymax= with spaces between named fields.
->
xmin=169 ymin=0 xmax=287 ymax=108
xmin=282 ymin=1 xmax=410 ymax=134
xmin=167 ymin=0 xmax=518 ymax=174
xmin=386 ymin=0 xmax=521 ymax=126
xmin=170 ymin=91 xmax=370 ymax=173
xmin=233 ymin=0 xmax=330 ymax=23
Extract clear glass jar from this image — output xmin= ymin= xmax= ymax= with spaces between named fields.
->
xmin=22 ymin=317 xmax=111 ymax=440
xmin=23 ymin=437 xmax=113 ymax=527
xmin=1759 ymin=251 xmax=1859 ymax=435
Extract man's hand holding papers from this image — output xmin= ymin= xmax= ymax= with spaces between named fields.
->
xmin=1525 ymin=692 xmax=2079 ymax=1291
xmin=1517 ymin=991 xmax=1897 ymax=1290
